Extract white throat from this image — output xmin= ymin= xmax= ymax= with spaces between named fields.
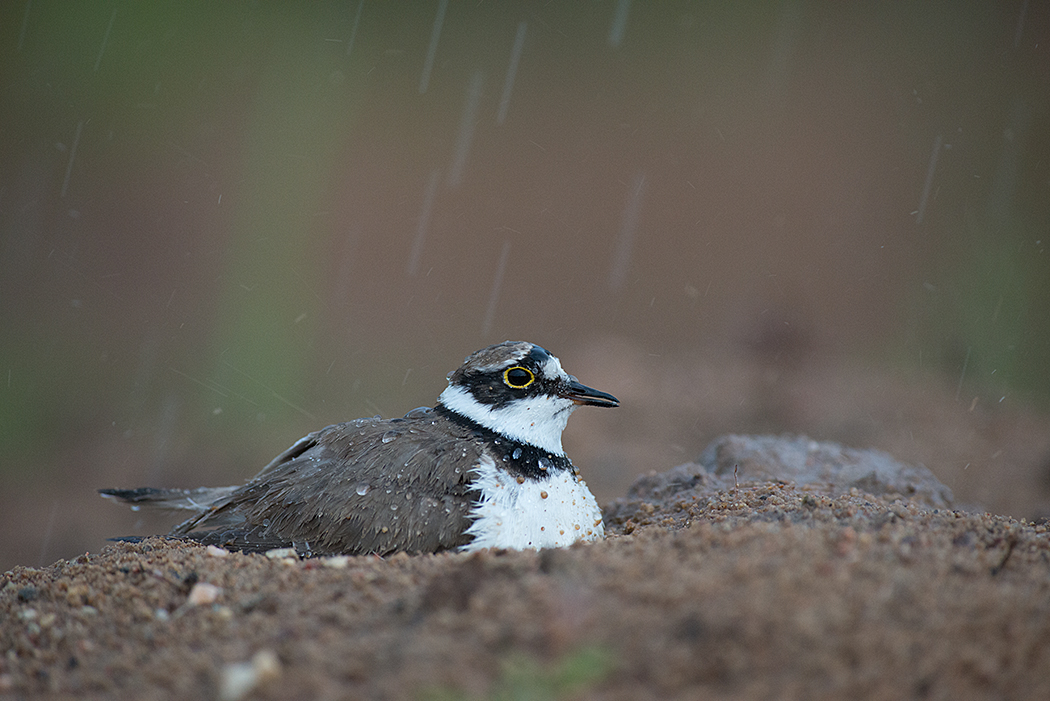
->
xmin=438 ymin=384 xmax=575 ymax=455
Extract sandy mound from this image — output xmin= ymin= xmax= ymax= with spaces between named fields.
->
xmin=3 ymin=436 xmax=1049 ymax=699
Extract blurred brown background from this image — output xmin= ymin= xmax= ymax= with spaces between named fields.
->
xmin=2 ymin=1 xmax=1048 ymax=571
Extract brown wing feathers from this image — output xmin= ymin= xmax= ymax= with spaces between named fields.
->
xmin=171 ymin=413 xmax=482 ymax=555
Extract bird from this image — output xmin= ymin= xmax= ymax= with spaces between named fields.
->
xmin=100 ymin=341 xmax=619 ymax=557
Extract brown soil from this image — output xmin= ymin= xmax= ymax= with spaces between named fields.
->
xmin=4 ymin=457 xmax=1050 ymax=700
xmin=4 ymin=344 xmax=1050 ymax=700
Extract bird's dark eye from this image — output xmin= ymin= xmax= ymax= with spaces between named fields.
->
xmin=503 ymin=366 xmax=535 ymax=389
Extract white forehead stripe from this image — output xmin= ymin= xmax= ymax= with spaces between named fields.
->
xmin=539 ymin=354 xmax=565 ymax=381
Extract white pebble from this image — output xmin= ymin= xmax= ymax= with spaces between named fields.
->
xmin=187 ymin=582 xmax=222 ymax=606
xmin=219 ymin=650 xmax=281 ymax=701
xmin=264 ymin=548 xmax=298 ymax=560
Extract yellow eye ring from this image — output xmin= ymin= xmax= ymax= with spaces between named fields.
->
xmin=503 ymin=366 xmax=535 ymax=389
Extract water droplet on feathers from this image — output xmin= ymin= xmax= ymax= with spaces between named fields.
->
xmin=403 ymin=406 xmax=431 ymax=419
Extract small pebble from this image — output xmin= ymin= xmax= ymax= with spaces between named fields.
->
xmin=322 ymin=555 xmax=351 ymax=569
xmin=219 ymin=649 xmax=281 ymax=701
xmin=264 ymin=548 xmax=298 ymax=560
xmin=187 ymin=582 xmax=222 ymax=606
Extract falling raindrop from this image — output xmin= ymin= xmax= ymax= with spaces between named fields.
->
xmin=481 ymin=240 xmax=511 ymax=336
xmin=419 ymin=0 xmax=448 ymax=94
xmin=60 ymin=120 xmax=83 ymax=198
xmin=407 ymin=169 xmax=440 ymax=276
xmin=497 ymin=22 xmax=527 ymax=125
xmin=608 ymin=0 xmax=631 ymax=47
xmin=94 ymin=8 xmax=117 ymax=72
xmin=955 ymin=346 xmax=972 ymax=401
xmin=1013 ymin=0 xmax=1029 ymax=47
xmin=916 ymin=134 xmax=943 ymax=225
xmin=347 ymin=0 xmax=364 ymax=58
xmin=447 ymin=70 xmax=484 ymax=187
xmin=17 ymin=0 xmax=31 ymax=52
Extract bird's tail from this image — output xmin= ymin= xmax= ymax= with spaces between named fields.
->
xmin=99 ymin=486 xmax=237 ymax=513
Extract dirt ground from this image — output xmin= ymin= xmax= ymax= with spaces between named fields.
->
xmin=4 ymin=431 xmax=1050 ymax=700
xmin=4 ymin=345 xmax=1050 ymax=700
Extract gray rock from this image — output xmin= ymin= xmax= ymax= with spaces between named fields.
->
xmin=699 ymin=434 xmax=953 ymax=508
xmin=610 ymin=434 xmax=954 ymax=514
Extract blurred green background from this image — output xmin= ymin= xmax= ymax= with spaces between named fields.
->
xmin=1 ymin=1 xmax=1048 ymax=569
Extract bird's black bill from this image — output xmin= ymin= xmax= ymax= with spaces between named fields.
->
xmin=563 ymin=378 xmax=619 ymax=408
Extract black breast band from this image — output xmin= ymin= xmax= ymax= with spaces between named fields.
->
xmin=434 ymin=404 xmax=574 ymax=481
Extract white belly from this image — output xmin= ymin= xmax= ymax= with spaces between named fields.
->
xmin=462 ymin=454 xmax=605 ymax=551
